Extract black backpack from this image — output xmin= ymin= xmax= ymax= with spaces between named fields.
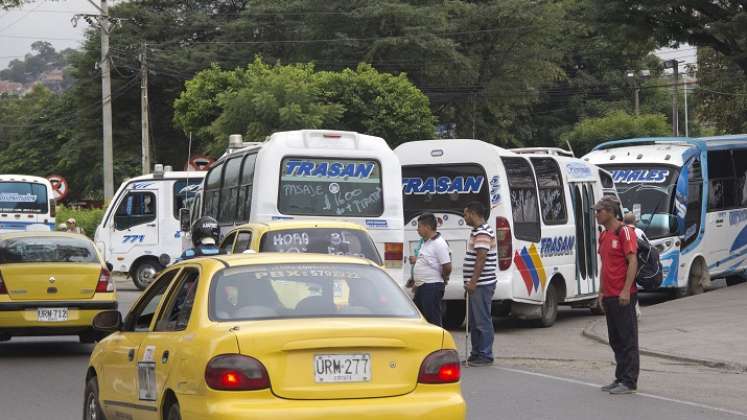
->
xmin=615 ymin=226 xmax=663 ymax=291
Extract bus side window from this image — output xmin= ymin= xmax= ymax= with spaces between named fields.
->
xmin=204 ymin=164 xmax=223 ymax=221
xmin=734 ymin=150 xmax=747 ymax=208
xmin=219 ymin=157 xmax=243 ymax=225
xmin=530 ymin=157 xmax=567 ymax=225
xmin=707 ymin=150 xmax=736 ymax=211
xmin=237 ymin=154 xmax=256 ymax=224
xmin=683 ymin=157 xmax=703 ymax=247
xmin=502 ymin=157 xmax=541 ymax=242
xmin=114 ymin=191 xmax=156 ymax=230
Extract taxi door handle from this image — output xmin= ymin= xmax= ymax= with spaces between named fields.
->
xmin=127 ymin=348 xmax=135 ymax=362
xmin=162 ymin=350 xmax=169 ymax=364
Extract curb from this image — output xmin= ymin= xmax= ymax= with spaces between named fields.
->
xmin=582 ymin=319 xmax=747 ymax=373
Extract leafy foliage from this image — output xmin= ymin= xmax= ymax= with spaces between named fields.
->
xmin=55 ymin=206 xmax=105 ymax=238
xmin=560 ymin=111 xmax=671 ymax=155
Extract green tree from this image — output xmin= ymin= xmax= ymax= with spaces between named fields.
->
xmin=560 ymin=111 xmax=671 ymax=155
xmin=696 ymin=48 xmax=747 ymax=134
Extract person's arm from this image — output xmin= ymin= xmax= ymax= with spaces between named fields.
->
xmin=466 ymin=248 xmax=486 ymax=293
xmin=441 ymin=262 xmax=452 ymax=284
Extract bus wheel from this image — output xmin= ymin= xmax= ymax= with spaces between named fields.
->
xmin=533 ymin=284 xmax=559 ymax=328
xmin=132 ymin=259 xmax=162 ymax=290
xmin=687 ymin=259 xmax=707 ymax=296
xmin=441 ymin=301 xmax=466 ymax=330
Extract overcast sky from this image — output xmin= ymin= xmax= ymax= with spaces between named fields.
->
xmin=1 ymin=2 xmax=699 ymax=73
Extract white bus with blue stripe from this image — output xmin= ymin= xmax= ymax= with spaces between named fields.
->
xmin=0 ymin=175 xmax=55 ymax=232
xmin=584 ymin=135 xmax=747 ymax=296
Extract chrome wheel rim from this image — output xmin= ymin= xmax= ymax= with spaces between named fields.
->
xmin=86 ymin=392 xmax=97 ymax=420
xmin=139 ymin=265 xmax=157 ymax=284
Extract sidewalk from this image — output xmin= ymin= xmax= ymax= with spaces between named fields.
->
xmin=583 ymin=282 xmax=747 ymax=372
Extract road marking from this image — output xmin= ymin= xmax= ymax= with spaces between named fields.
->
xmin=494 ymin=366 xmax=747 ymax=418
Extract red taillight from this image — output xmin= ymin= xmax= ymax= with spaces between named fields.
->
xmin=205 ymin=354 xmax=270 ymax=391
xmin=95 ymin=269 xmax=114 ymax=293
xmin=384 ymin=242 xmax=403 ymax=261
xmin=496 ymin=217 xmax=512 ymax=271
xmin=0 ymin=271 xmax=7 ymax=294
xmin=418 ymin=349 xmax=461 ymax=384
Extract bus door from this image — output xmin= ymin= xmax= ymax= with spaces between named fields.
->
xmin=570 ymin=182 xmax=598 ymax=296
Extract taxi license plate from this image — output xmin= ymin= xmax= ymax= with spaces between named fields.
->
xmin=37 ymin=308 xmax=68 ymax=322
xmin=314 ymin=354 xmax=371 ymax=383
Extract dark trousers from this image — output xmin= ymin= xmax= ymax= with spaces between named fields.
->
xmin=603 ymin=294 xmax=640 ymax=389
xmin=414 ymin=282 xmax=445 ymax=327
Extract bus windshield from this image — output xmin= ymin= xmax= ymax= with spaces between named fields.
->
xmin=0 ymin=182 xmax=48 ymax=214
xmin=402 ymin=164 xmax=490 ymax=223
xmin=278 ymin=158 xmax=383 ymax=217
xmin=602 ymin=165 xmax=679 ymax=240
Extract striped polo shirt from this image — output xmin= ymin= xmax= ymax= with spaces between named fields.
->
xmin=463 ymin=223 xmax=498 ymax=286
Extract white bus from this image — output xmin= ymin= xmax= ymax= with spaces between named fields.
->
xmin=395 ymin=140 xmax=610 ymax=328
xmin=186 ymin=130 xmax=405 ymax=277
xmin=94 ymin=165 xmax=204 ymax=289
xmin=584 ymin=135 xmax=747 ymax=296
xmin=0 ymin=175 xmax=55 ymax=232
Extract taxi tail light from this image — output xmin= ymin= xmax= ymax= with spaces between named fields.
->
xmin=496 ymin=217 xmax=512 ymax=271
xmin=0 ymin=271 xmax=6 ymax=294
xmin=95 ymin=269 xmax=114 ymax=293
xmin=205 ymin=354 xmax=270 ymax=391
xmin=418 ymin=349 xmax=460 ymax=384
xmin=384 ymin=242 xmax=403 ymax=262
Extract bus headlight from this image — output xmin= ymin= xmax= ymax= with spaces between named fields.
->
xmin=654 ymin=239 xmax=677 ymax=255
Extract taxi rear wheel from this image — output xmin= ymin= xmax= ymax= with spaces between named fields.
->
xmin=166 ymin=402 xmax=181 ymax=420
xmin=83 ymin=377 xmax=105 ymax=420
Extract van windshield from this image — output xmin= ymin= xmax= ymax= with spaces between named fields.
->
xmin=601 ymin=165 xmax=679 ymax=240
xmin=402 ymin=164 xmax=490 ymax=223
xmin=278 ymin=158 xmax=383 ymax=217
xmin=0 ymin=182 xmax=48 ymax=214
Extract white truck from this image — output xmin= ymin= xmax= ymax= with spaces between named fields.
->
xmin=94 ymin=165 xmax=204 ymax=289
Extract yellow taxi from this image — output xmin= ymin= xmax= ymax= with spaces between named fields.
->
xmin=84 ymin=253 xmax=465 ymax=420
xmin=0 ymin=231 xmax=117 ymax=343
xmin=218 ymin=220 xmax=383 ymax=265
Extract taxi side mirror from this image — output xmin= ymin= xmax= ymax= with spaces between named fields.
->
xmin=106 ymin=262 xmax=114 ymax=272
xmin=93 ymin=310 xmax=122 ymax=332
xmin=179 ymin=208 xmax=191 ymax=232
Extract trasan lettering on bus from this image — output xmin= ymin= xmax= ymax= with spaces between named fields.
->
xmin=402 ymin=176 xmax=484 ymax=195
xmin=539 ymin=236 xmax=575 ymax=257
xmin=285 ymin=160 xmax=375 ymax=179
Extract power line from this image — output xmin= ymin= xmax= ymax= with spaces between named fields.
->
xmin=0 ymin=2 xmax=43 ymax=33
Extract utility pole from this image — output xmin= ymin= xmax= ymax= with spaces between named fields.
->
xmin=626 ymin=69 xmax=650 ymax=117
xmin=73 ymin=1 xmax=115 ymax=201
xmin=140 ymin=41 xmax=151 ymax=174
xmin=663 ymin=59 xmax=680 ymax=136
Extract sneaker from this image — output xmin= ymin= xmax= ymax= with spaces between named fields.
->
xmin=608 ymin=383 xmax=636 ymax=395
xmin=600 ymin=381 xmax=620 ymax=392
xmin=467 ymin=355 xmax=479 ymax=362
xmin=468 ymin=358 xmax=494 ymax=367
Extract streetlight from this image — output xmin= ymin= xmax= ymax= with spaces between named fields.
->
xmin=626 ymin=69 xmax=651 ymax=116
xmin=663 ymin=59 xmax=680 ymax=136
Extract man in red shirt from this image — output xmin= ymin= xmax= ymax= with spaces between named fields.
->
xmin=595 ymin=196 xmax=639 ymax=395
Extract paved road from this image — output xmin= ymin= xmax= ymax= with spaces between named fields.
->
xmin=1 ymin=279 xmax=745 ymax=420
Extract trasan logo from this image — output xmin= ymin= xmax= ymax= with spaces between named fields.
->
xmin=611 ymin=169 xmax=670 ymax=184
xmin=284 ymin=160 xmax=375 ymax=179
xmin=402 ymin=176 xmax=484 ymax=195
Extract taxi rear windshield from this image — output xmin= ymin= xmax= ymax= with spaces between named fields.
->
xmin=0 ymin=182 xmax=48 ymax=214
xmin=259 ymin=228 xmax=382 ymax=265
xmin=277 ymin=157 xmax=383 ymax=217
xmin=210 ymin=263 xmax=417 ymax=321
xmin=402 ymin=164 xmax=490 ymax=222
xmin=0 ymin=236 xmax=99 ymax=263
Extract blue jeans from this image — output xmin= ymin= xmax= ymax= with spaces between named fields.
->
xmin=414 ymin=282 xmax=445 ymax=327
xmin=468 ymin=284 xmax=495 ymax=361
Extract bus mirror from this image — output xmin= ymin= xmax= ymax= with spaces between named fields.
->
xmin=179 ymin=208 xmax=191 ymax=232
xmin=668 ymin=214 xmax=679 ymax=235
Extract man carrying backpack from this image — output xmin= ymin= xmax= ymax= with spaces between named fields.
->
xmin=594 ymin=196 xmax=639 ymax=395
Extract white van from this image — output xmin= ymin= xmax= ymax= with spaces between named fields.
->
xmin=94 ymin=165 xmax=204 ymax=289
xmin=395 ymin=139 xmax=607 ymax=328
xmin=184 ymin=130 xmax=405 ymax=278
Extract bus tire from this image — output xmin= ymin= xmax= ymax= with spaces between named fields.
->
xmin=687 ymin=259 xmax=707 ymax=296
xmin=533 ymin=284 xmax=560 ymax=328
xmin=441 ymin=301 xmax=466 ymax=330
xmin=132 ymin=258 xmax=162 ymax=291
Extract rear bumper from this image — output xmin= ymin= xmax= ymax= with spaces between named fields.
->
xmin=0 ymin=299 xmax=117 ymax=335
xmin=180 ymin=385 xmax=465 ymax=420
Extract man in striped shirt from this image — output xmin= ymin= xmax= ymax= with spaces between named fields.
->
xmin=463 ymin=201 xmax=497 ymax=367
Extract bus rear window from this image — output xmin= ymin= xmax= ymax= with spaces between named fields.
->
xmin=402 ymin=164 xmax=490 ymax=222
xmin=278 ymin=158 xmax=383 ymax=217
xmin=0 ymin=182 xmax=48 ymax=214
xmin=259 ymin=228 xmax=382 ymax=265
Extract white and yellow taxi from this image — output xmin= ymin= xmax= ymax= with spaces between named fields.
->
xmin=0 ymin=232 xmax=117 ymax=343
xmin=84 ymin=253 xmax=465 ymax=420
xmin=219 ymin=220 xmax=383 ymax=265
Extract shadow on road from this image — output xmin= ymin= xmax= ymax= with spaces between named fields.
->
xmin=0 ymin=339 xmax=93 ymax=358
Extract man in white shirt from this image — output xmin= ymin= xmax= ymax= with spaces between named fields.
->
xmin=413 ymin=213 xmax=452 ymax=327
